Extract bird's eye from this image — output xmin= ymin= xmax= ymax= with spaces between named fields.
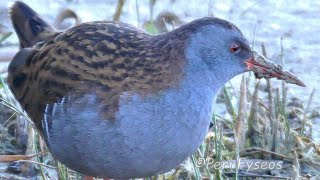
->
xmin=230 ymin=42 xmax=241 ymax=53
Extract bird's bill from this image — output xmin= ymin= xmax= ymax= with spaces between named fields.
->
xmin=245 ymin=51 xmax=306 ymax=87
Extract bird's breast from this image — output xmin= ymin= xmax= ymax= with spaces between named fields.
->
xmin=43 ymin=75 xmax=217 ymax=178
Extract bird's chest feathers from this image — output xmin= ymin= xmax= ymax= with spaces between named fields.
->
xmin=117 ymin=68 xmax=217 ymax=127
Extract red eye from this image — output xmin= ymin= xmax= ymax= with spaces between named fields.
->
xmin=230 ymin=43 xmax=241 ymax=53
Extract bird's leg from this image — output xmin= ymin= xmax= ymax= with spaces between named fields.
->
xmin=0 ymin=151 xmax=47 ymax=162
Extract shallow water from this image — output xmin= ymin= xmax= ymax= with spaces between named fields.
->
xmin=0 ymin=0 xmax=319 ymax=140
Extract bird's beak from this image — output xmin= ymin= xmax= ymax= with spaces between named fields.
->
xmin=245 ymin=51 xmax=306 ymax=87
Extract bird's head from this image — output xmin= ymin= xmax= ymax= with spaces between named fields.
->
xmin=184 ymin=17 xmax=305 ymax=87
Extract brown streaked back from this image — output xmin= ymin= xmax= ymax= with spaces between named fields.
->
xmin=8 ymin=21 xmax=188 ymax=131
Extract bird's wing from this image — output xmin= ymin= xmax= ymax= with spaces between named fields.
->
xmin=8 ymin=21 xmax=185 ymax=131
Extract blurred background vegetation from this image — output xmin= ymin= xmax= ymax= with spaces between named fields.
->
xmin=0 ymin=0 xmax=319 ymax=179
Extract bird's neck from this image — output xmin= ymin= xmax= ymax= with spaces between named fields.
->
xmin=150 ymin=30 xmax=233 ymax=94
xmin=183 ymin=50 xmax=232 ymax=95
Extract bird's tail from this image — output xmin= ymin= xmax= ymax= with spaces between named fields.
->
xmin=9 ymin=1 xmax=55 ymax=48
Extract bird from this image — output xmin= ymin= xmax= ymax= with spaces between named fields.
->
xmin=5 ymin=1 xmax=305 ymax=179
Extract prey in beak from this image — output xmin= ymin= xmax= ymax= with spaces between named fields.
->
xmin=245 ymin=51 xmax=306 ymax=87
